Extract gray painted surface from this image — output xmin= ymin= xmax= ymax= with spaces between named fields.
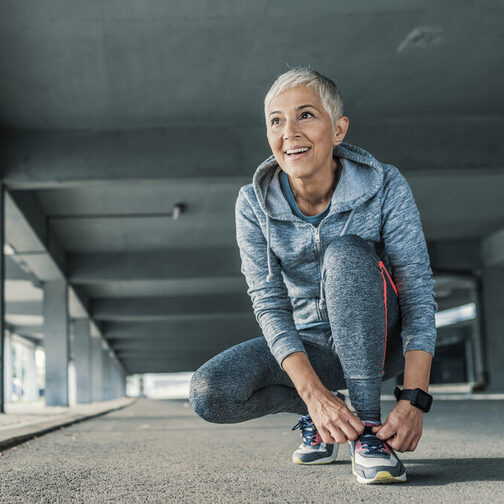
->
xmin=43 ymin=280 xmax=69 ymax=406
xmin=73 ymin=319 xmax=92 ymax=404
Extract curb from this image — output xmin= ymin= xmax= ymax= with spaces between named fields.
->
xmin=0 ymin=397 xmax=136 ymax=452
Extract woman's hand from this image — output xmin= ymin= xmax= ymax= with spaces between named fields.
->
xmin=281 ymin=352 xmax=364 ymax=444
xmin=372 ymin=401 xmax=423 ymax=452
xmin=305 ymin=388 xmax=364 ymax=444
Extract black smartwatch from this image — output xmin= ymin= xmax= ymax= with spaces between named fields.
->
xmin=394 ymin=386 xmax=433 ymax=413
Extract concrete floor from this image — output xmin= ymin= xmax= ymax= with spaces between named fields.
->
xmin=0 ymin=398 xmax=503 ymax=503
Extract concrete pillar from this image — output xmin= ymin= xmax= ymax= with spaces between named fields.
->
xmin=24 ymin=340 xmax=38 ymax=402
xmin=74 ymin=319 xmax=92 ymax=403
xmin=3 ymin=331 xmax=11 ymax=405
xmin=482 ymin=267 xmax=504 ymax=391
xmin=115 ymin=364 xmax=125 ymax=399
xmin=43 ymin=280 xmax=69 ymax=406
xmin=0 ymin=185 xmax=5 ymax=413
xmin=120 ymin=371 xmax=126 ymax=397
xmin=111 ymin=362 xmax=119 ymax=399
xmin=102 ymin=348 xmax=111 ymax=401
xmin=91 ymin=336 xmax=103 ymax=402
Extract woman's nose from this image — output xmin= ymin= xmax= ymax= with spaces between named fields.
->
xmin=282 ymin=119 xmax=300 ymax=139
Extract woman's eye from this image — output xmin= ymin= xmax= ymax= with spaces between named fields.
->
xmin=270 ymin=117 xmax=281 ymax=126
xmin=300 ymin=112 xmax=313 ymax=119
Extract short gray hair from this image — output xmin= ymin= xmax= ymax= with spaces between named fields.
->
xmin=264 ymin=68 xmax=344 ymax=128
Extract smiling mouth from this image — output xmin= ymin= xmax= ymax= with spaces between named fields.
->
xmin=285 ymin=147 xmax=311 ymax=155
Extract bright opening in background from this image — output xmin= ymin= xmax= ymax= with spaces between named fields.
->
xmin=435 ymin=302 xmax=476 ymax=328
xmin=127 ymin=372 xmax=193 ymax=399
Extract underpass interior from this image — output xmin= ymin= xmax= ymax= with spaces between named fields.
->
xmin=0 ymin=1 xmax=503 ymax=501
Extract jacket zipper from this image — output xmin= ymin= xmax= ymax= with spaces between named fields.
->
xmin=311 ymin=224 xmax=329 ymax=322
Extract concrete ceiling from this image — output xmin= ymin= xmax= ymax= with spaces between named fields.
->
xmin=1 ymin=0 xmax=503 ymax=374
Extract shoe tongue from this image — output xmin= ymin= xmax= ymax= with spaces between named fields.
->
xmin=362 ymin=425 xmax=375 ymax=436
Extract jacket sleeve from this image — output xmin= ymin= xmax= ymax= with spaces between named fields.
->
xmin=235 ymin=187 xmax=307 ymax=367
xmin=381 ymin=166 xmax=438 ymax=356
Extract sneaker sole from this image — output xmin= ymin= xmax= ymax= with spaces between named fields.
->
xmin=292 ymin=449 xmax=339 ymax=465
xmin=351 ymin=458 xmax=407 ymax=484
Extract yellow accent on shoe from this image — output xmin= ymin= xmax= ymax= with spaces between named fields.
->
xmin=351 ymin=457 xmax=407 ymax=484
xmin=373 ymin=471 xmax=407 ymax=483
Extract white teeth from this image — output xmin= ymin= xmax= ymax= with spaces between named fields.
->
xmin=286 ymin=147 xmax=310 ymax=155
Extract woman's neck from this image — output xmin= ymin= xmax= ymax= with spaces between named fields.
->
xmin=288 ymin=158 xmax=339 ymax=215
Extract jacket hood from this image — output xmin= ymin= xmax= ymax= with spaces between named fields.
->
xmin=250 ymin=142 xmax=384 ymax=283
xmin=252 ymin=142 xmax=384 ymax=221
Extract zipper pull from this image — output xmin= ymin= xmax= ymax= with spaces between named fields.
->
xmin=314 ymin=227 xmax=320 ymax=243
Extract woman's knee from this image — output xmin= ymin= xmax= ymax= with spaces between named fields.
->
xmin=323 ymin=235 xmax=378 ymax=281
xmin=189 ymin=365 xmax=225 ymax=423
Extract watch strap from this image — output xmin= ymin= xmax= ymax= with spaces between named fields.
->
xmin=394 ymin=386 xmax=433 ymax=413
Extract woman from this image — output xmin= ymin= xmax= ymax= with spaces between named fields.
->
xmin=189 ymin=68 xmax=437 ymax=485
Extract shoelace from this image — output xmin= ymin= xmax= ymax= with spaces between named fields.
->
xmin=291 ymin=415 xmax=319 ymax=445
xmin=359 ymin=426 xmax=389 ymax=455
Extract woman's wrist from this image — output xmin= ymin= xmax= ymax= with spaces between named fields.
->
xmin=298 ymin=380 xmax=330 ymax=404
xmin=282 ymin=352 xmax=327 ymax=399
xmin=403 ymin=350 xmax=432 ymax=391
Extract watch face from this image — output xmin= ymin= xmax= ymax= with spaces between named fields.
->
xmin=414 ymin=391 xmax=432 ymax=412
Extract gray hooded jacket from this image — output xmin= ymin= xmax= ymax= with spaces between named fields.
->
xmin=235 ymin=142 xmax=438 ymax=367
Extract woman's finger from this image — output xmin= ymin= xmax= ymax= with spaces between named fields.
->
xmin=347 ymin=414 xmax=365 ymax=435
xmin=408 ymin=434 xmax=421 ymax=452
xmin=328 ymin=426 xmax=347 ymax=445
xmin=335 ymin=419 xmax=359 ymax=442
xmin=375 ymin=421 xmax=396 ymax=441
xmin=317 ymin=424 xmax=337 ymax=444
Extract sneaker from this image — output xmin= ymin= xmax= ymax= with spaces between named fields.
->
xmin=347 ymin=423 xmax=407 ymax=484
xmin=291 ymin=414 xmax=338 ymax=465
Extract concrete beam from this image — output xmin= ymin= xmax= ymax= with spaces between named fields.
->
xmin=69 ymin=285 xmax=90 ymax=319
xmin=123 ymin=357 xmax=210 ymax=374
xmin=92 ymin=294 xmax=252 ymax=321
xmin=3 ymin=118 xmax=504 ymax=189
xmin=68 ymin=248 xmax=240 ymax=283
xmin=111 ymin=338 xmax=245 ymax=353
xmin=7 ymin=324 xmax=44 ymax=337
xmin=5 ymin=300 xmax=42 ymax=316
xmin=7 ymin=191 xmax=66 ymax=279
xmin=482 ymin=228 xmax=504 ymax=267
xmin=5 ymin=255 xmax=33 ymax=281
xmin=103 ymin=316 xmax=258 ymax=340
xmin=2 ymin=128 xmax=261 ymax=189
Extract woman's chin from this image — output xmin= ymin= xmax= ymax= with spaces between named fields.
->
xmin=283 ymin=165 xmax=316 ymax=180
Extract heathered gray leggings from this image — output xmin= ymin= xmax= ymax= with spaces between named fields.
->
xmin=189 ymin=235 xmax=405 ymax=423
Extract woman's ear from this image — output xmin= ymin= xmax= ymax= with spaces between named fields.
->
xmin=333 ymin=115 xmax=350 ymax=145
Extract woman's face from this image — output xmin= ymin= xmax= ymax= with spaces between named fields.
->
xmin=266 ymin=86 xmax=340 ymax=181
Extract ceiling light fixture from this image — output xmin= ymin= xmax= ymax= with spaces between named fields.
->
xmin=4 ymin=243 xmax=15 ymax=256
xmin=172 ymin=203 xmax=186 ymax=220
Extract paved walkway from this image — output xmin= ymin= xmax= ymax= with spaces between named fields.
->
xmin=0 ymin=398 xmax=503 ymax=503
xmin=0 ymin=398 xmax=134 ymax=450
